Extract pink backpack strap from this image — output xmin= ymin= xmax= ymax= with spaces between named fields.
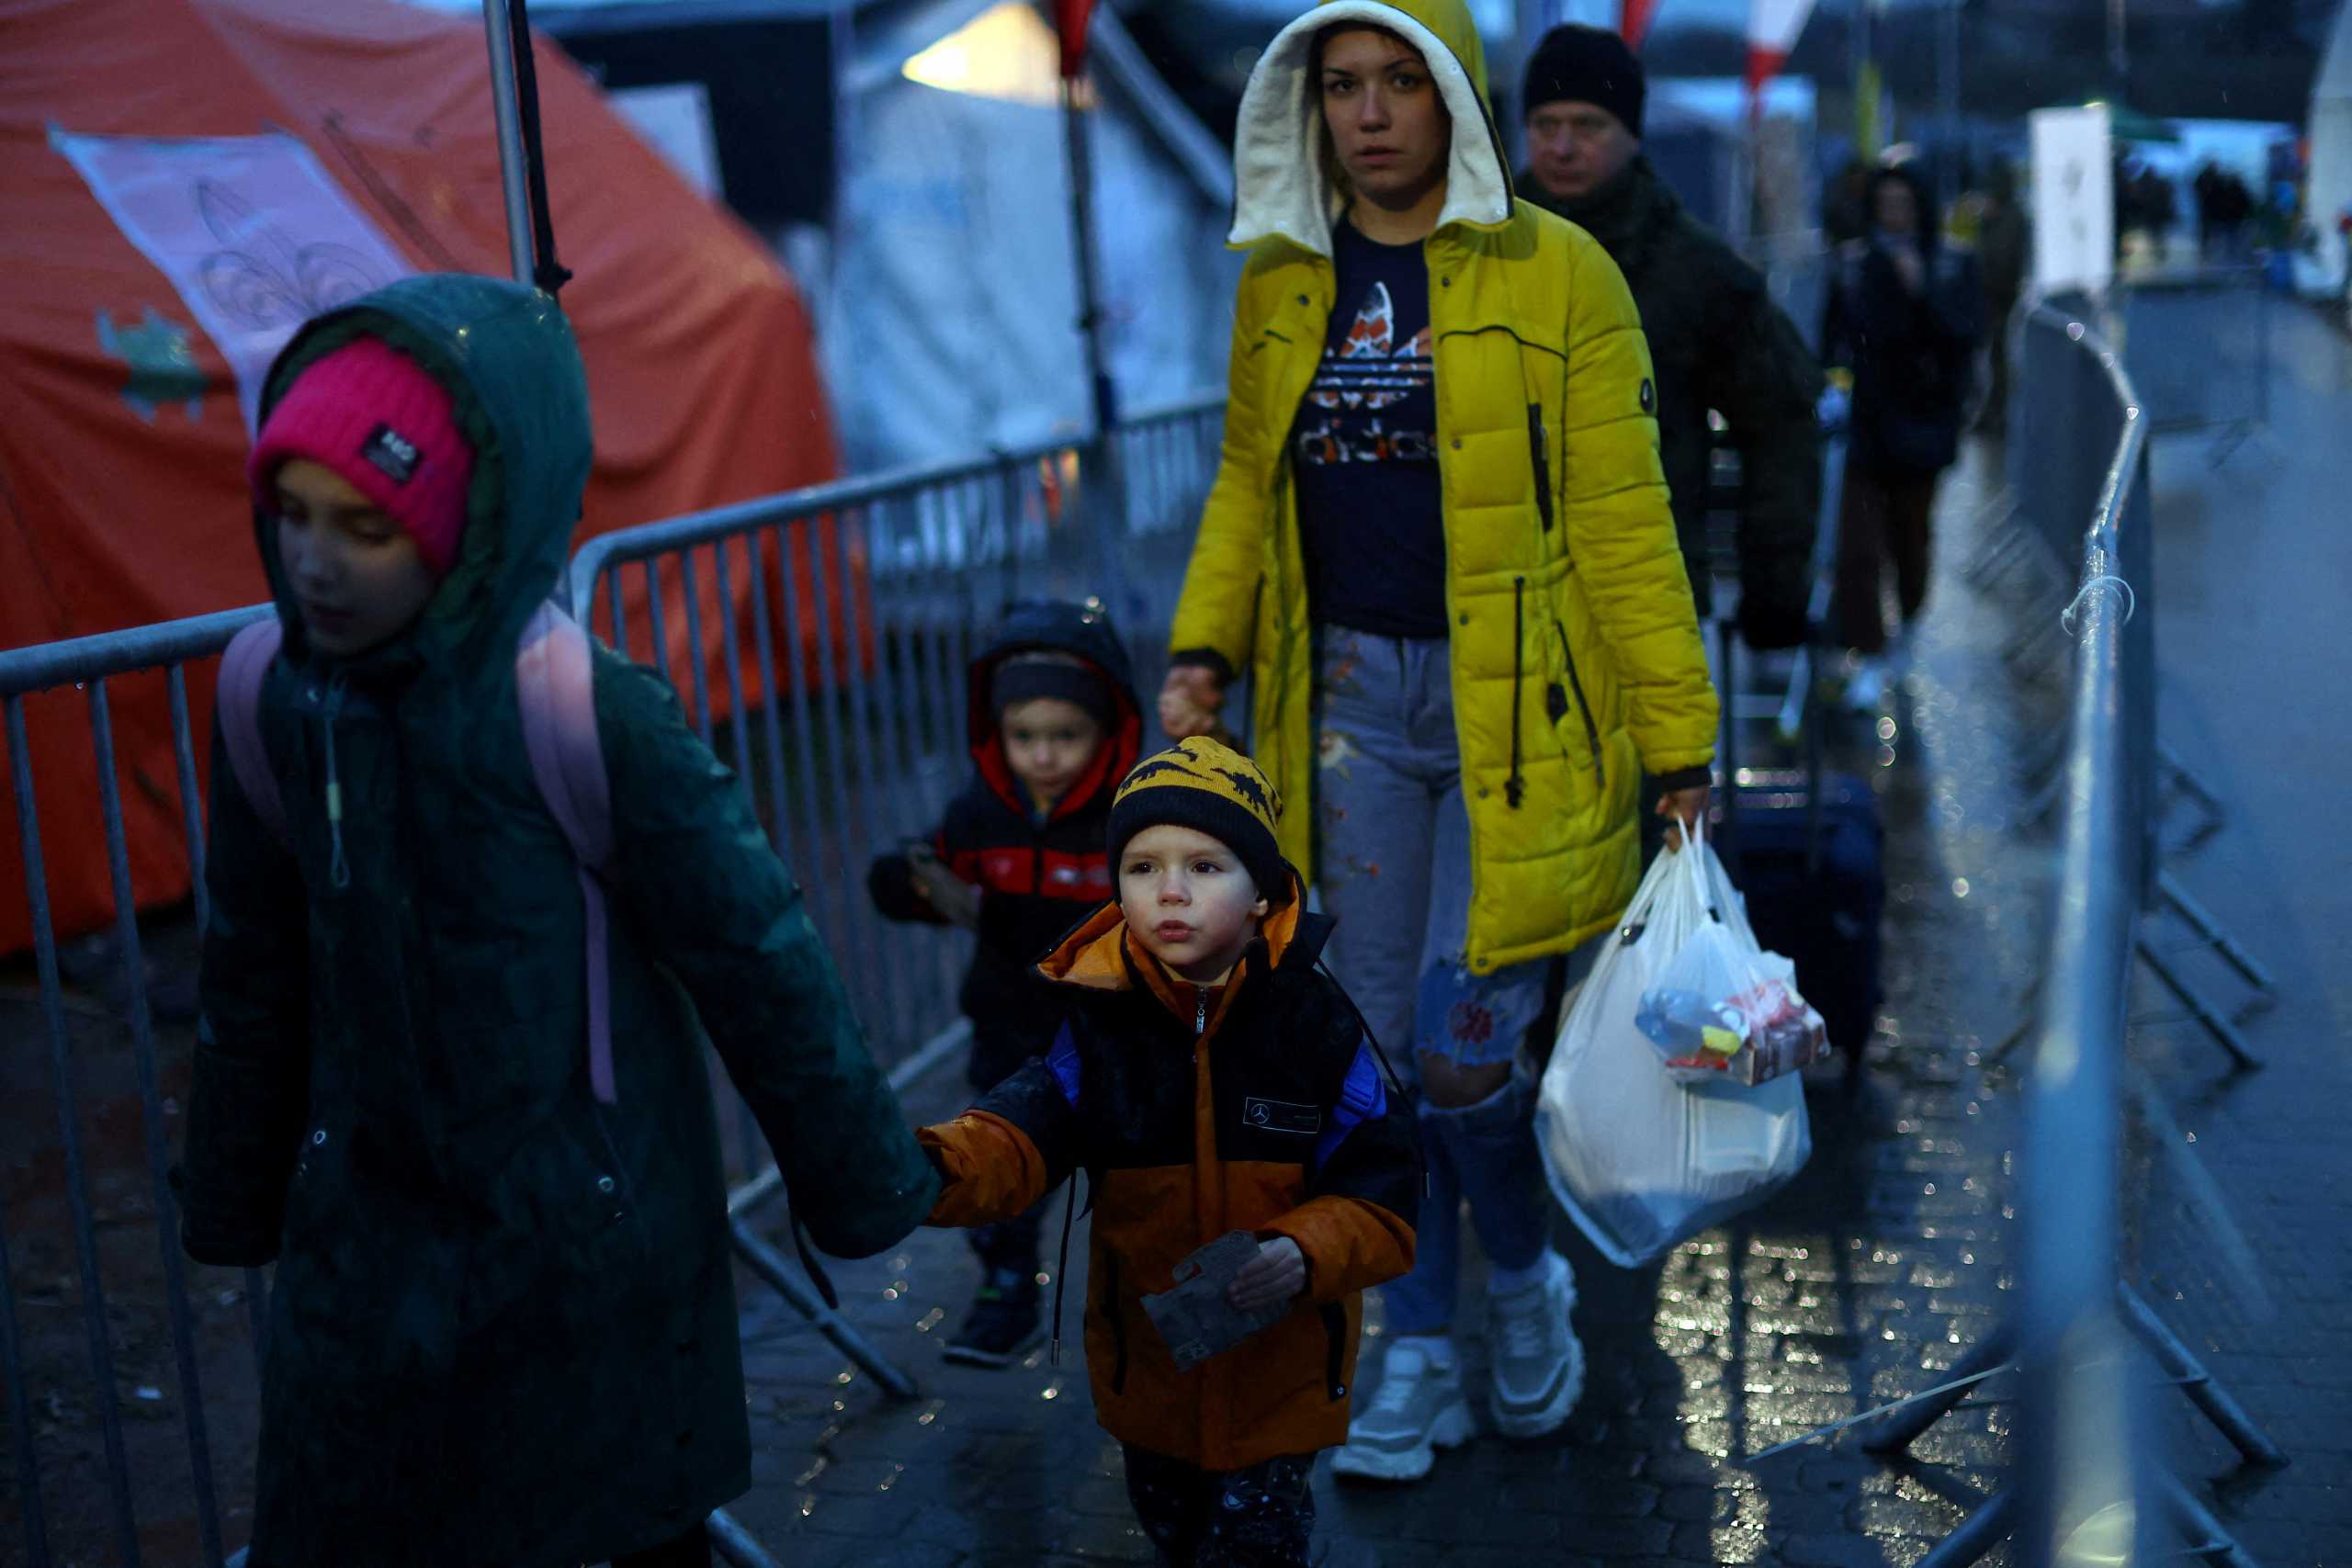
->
xmin=217 ymin=618 xmax=291 ymax=851
xmin=514 ymin=602 xmax=619 ymax=1104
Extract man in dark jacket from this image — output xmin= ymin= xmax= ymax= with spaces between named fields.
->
xmin=1973 ymin=158 xmax=2029 ymax=434
xmin=1518 ymin=24 xmax=1825 ymax=650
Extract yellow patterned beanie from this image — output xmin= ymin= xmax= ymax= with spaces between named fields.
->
xmin=1106 ymin=737 xmax=1291 ymax=902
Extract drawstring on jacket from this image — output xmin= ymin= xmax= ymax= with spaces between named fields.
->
xmin=1050 ymin=1173 xmax=1080 ymax=1367
xmin=321 ymin=673 xmax=352 ymax=890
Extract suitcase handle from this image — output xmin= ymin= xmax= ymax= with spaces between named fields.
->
xmin=1715 ymin=616 xmax=1828 ymax=882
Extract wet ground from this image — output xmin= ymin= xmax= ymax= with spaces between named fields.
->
xmin=6 ymin=310 xmax=2349 ymax=1565
xmin=708 ymin=318 xmax=2352 ymax=1566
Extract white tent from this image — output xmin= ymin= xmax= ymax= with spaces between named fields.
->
xmin=407 ymin=0 xmax=1240 ymax=468
xmin=826 ymin=0 xmax=1238 ymax=468
xmin=2308 ymin=0 xmax=2352 ymax=292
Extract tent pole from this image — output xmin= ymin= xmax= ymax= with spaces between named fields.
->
xmin=481 ymin=0 xmax=537 ymax=287
xmin=1061 ymin=77 xmax=1115 ymax=443
xmin=1061 ymin=73 xmax=1128 ymax=605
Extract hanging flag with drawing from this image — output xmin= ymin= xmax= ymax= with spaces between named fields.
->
xmin=51 ymin=130 xmax=413 ymax=435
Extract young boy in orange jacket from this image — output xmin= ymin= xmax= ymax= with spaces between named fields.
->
xmin=918 ymin=738 xmax=1419 ymax=1566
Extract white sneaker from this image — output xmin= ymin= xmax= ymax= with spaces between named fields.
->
xmin=1485 ymin=1253 xmax=1584 ymax=1438
xmin=1329 ymin=1339 xmax=1475 ymax=1483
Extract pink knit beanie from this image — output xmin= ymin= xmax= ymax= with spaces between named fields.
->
xmin=248 ymin=338 xmax=474 ymax=579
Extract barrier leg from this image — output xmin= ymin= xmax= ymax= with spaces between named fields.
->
xmin=2156 ymin=743 xmax=2228 ymax=834
xmin=1985 ymin=979 xmax=2044 ymax=1066
xmin=2156 ymin=1472 xmax=2267 ymax=1568
xmin=729 ymin=1219 xmax=921 ymax=1400
xmin=2117 ymin=1285 xmax=2288 ymax=1468
xmin=1913 ymin=1487 xmax=2017 ymax=1568
xmin=2132 ymin=942 xmax=2263 ymax=1070
xmin=1862 ymin=1321 xmax=2017 ymax=1455
xmin=2155 ymin=872 xmax=2277 ymax=992
xmin=708 ymin=1507 xmax=786 ymax=1568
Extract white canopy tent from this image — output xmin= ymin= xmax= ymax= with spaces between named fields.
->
xmin=826 ymin=0 xmax=1238 ymax=467
xmin=407 ymin=0 xmax=1241 ymax=468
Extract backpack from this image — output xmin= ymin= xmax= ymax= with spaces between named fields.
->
xmin=214 ymin=602 xmax=620 ymax=1105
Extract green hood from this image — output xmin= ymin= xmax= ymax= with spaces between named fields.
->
xmin=1228 ymin=0 xmax=1517 ymax=256
xmin=253 ymin=274 xmax=593 ymax=674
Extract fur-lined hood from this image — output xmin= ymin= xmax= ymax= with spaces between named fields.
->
xmin=1229 ymin=0 xmax=1516 ymax=256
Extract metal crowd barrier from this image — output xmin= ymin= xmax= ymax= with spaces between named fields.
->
xmin=1862 ymin=298 xmax=2286 ymax=1566
xmin=2114 ymin=266 xmax=2275 ymax=465
xmin=0 ymin=393 xmax=1222 ymax=1568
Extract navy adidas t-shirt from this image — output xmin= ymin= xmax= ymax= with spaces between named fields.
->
xmin=1290 ymin=218 xmax=1450 ymax=639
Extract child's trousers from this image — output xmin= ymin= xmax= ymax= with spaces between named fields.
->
xmin=1121 ymin=1446 xmax=1315 ymax=1567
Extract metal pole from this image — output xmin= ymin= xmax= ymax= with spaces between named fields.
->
xmin=1939 ymin=0 xmax=1962 ymax=197
xmin=1062 ymin=77 xmax=1116 ymax=443
xmin=480 ymin=0 xmax=537 ymax=287
xmin=1061 ymin=72 xmax=1129 ymax=609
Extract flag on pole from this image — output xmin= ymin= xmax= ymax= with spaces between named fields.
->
xmin=1745 ymin=0 xmax=1816 ymax=98
xmin=1622 ymin=0 xmax=1660 ymax=49
xmin=1057 ymin=0 xmax=1098 ymax=77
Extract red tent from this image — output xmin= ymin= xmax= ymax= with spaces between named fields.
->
xmin=0 ymin=0 xmax=843 ymax=954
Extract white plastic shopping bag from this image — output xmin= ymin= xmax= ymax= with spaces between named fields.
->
xmin=1535 ymin=821 xmax=1813 ymax=1269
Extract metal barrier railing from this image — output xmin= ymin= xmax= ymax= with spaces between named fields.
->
xmin=1860 ymin=298 xmax=2287 ymax=1566
xmin=0 ymin=393 xmax=1222 ymax=1568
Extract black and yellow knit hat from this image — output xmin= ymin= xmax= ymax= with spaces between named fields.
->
xmin=1107 ymin=737 xmax=1291 ymax=903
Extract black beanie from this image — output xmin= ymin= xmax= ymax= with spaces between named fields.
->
xmin=1522 ymin=25 xmax=1645 ymax=138
xmin=992 ymin=652 xmax=1114 ymax=728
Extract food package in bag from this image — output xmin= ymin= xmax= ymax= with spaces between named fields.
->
xmin=1637 ymin=923 xmax=1830 ymax=1087
xmin=1535 ymin=825 xmax=1813 ymax=1269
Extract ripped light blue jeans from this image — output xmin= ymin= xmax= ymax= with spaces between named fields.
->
xmin=1312 ymin=629 xmax=1563 ymax=1337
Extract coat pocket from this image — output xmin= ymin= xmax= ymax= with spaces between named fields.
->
xmin=1098 ymin=1249 xmax=1130 ymax=1395
xmin=1548 ymin=620 xmax=1606 ymax=792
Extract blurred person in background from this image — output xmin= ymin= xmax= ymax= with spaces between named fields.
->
xmin=1518 ymin=23 xmax=1825 ymax=655
xmin=1822 ymin=164 xmax=1981 ymax=709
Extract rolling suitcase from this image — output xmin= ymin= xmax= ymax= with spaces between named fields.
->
xmin=1714 ymin=621 xmax=1883 ymax=1090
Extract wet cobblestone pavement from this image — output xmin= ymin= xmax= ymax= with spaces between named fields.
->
xmin=12 ymin=326 xmax=2346 ymax=1566
xmin=718 ymin=445 xmax=2049 ymax=1568
xmin=720 ymin=355 xmax=2352 ymax=1563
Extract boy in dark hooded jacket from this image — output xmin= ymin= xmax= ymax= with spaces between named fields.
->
xmin=175 ymin=276 xmax=938 ymax=1568
xmin=868 ymin=600 xmax=1143 ymax=1362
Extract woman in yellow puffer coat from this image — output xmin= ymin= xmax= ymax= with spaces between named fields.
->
xmin=1156 ymin=0 xmax=1718 ymax=1485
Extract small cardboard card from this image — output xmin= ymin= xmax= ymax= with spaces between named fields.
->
xmin=1139 ymin=1231 xmax=1289 ymax=1371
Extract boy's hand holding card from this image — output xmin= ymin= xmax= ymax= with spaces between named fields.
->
xmin=1141 ymin=1232 xmax=1302 ymax=1371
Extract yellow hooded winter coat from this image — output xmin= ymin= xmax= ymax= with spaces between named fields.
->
xmin=1169 ymin=0 xmax=1719 ymax=973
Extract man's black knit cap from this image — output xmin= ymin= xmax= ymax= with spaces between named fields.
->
xmin=1522 ymin=24 xmax=1646 ymax=138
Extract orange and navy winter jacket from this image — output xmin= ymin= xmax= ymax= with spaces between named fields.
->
xmin=868 ymin=602 xmax=1142 ymax=1082
xmin=919 ymin=887 xmax=1418 ymax=1469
